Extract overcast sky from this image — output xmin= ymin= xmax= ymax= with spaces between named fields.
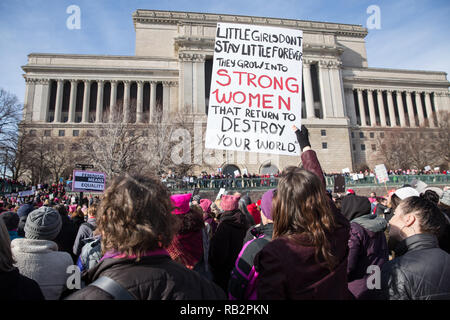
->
xmin=1 ymin=0 xmax=449 ymax=103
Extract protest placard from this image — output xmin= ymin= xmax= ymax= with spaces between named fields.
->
xmin=204 ymin=23 xmax=303 ymax=156
xmin=72 ymin=170 xmax=106 ymax=192
xmin=342 ymin=168 xmax=350 ymax=174
xmin=216 ymin=188 xmax=226 ymax=200
xmin=424 ymin=165 xmax=431 ymax=171
xmin=374 ymin=164 xmax=389 ymax=183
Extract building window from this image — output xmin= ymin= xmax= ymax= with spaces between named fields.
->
xmin=361 ymin=144 xmax=366 ymax=151
xmin=371 ymin=144 xmax=376 ymax=151
xmin=44 ymin=130 xmax=51 ymax=137
xmin=57 ymin=144 xmax=64 ymax=151
xmin=351 ymin=132 xmax=354 ymax=138
xmin=86 ymin=130 xmax=93 ymax=137
xmin=352 ymin=144 xmax=356 ymax=151
xmin=322 ymin=142 xmax=328 ymax=149
xmin=370 ymin=132 xmax=374 ymax=139
xmin=142 ymin=130 xmax=148 ymax=137
xmin=100 ymin=130 xmax=107 ymax=137
xmin=359 ymin=132 xmax=364 ymax=138
xmin=380 ymin=132 xmax=385 ymax=138
xmin=71 ymin=144 xmax=79 ymax=151
xmin=321 ymin=130 xmax=326 ymax=136
xmin=128 ymin=131 xmax=135 ymax=137
xmin=29 ymin=129 xmax=36 ymax=136
xmin=73 ymin=130 xmax=79 ymax=137
xmin=59 ymin=130 xmax=65 ymax=137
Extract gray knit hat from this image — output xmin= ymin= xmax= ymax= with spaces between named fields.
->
xmin=441 ymin=190 xmax=450 ymax=207
xmin=24 ymin=206 xmax=62 ymax=240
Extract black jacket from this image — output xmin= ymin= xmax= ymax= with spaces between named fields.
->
xmin=380 ymin=233 xmax=450 ymax=300
xmin=54 ymin=213 xmax=78 ymax=263
xmin=65 ymin=253 xmax=226 ymax=300
xmin=209 ymin=209 xmax=249 ymax=292
xmin=0 ymin=268 xmax=45 ymax=300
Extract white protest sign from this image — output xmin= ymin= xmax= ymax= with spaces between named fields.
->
xmin=216 ymin=188 xmax=226 ymax=200
xmin=18 ymin=190 xmax=34 ymax=197
xmin=374 ymin=164 xmax=389 ymax=183
xmin=424 ymin=165 xmax=431 ymax=171
xmin=342 ymin=168 xmax=350 ymax=174
xmin=72 ymin=170 xmax=106 ymax=193
xmin=352 ymin=174 xmax=359 ymax=181
xmin=243 ymin=168 xmax=248 ymax=175
xmin=434 ymin=167 xmax=440 ymax=172
xmin=234 ymin=170 xmax=240 ymax=177
xmin=204 ymin=23 xmax=303 ymax=156
xmin=357 ymin=174 xmax=364 ymax=179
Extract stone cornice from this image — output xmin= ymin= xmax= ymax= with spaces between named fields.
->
xmin=133 ymin=10 xmax=368 ymax=38
xmin=344 ymin=85 xmax=448 ymax=95
xmin=27 ymin=53 xmax=178 ymax=62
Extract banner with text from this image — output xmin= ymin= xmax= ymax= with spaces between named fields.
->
xmin=72 ymin=170 xmax=106 ymax=193
xmin=205 ymin=23 xmax=303 ymax=156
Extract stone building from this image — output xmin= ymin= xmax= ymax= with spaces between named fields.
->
xmin=20 ymin=9 xmax=450 ymax=175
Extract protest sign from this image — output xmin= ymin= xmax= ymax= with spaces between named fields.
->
xmin=204 ymin=23 xmax=303 ymax=156
xmin=216 ymin=188 xmax=226 ymax=200
xmin=357 ymin=173 xmax=364 ymax=179
xmin=352 ymin=174 xmax=359 ymax=181
xmin=434 ymin=167 xmax=440 ymax=172
xmin=18 ymin=190 xmax=34 ymax=197
xmin=374 ymin=164 xmax=389 ymax=183
xmin=342 ymin=168 xmax=350 ymax=174
xmin=424 ymin=165 xmax=431 ymax=171
xmin=72 ymin=170 xmax=106 ymax=193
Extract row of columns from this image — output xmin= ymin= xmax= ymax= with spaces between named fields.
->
xmin=35 ymin=79 xmax=178 ymax=124
xmin=352 ymin=88 xmax=436 ymax=128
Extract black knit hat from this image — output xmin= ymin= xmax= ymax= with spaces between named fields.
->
xmin=0 ymin=211 xmax=19 ymax=231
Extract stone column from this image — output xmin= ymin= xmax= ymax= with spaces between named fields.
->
xmin=149 ymin=81 xmax=157 ymax=123
xmin=386 ymin=90 xmax=397 ymax=127
xmin=54 ymin=79 xmax=64 ymax=123
xmin=356 ymin=88 xmax=367 ymax=126
xmin=123 ymin=80 xmax=130 ymax=123
xmin=170 ymin=81 xmax=179 ymax=117
xmin=396 ymin=91 xmax=407 ymax=127
xmin=68 ymin=80 xmax=77 ymax=123
xmin=414 ymin=91 xmax=425 ymax=126
xmin=376 ymin=90 xmax=387 ymax=127
xmin=405 ymin=90 xmax=416 ymax=127
xmin=23 ymin=78 xmax=36 ymax=122
xmin=95 ymin=80 xmax=104 ymax=123
xmin=318 ymin=60 xmax=333 ymax=118
xmin=344 ymin=89 xmax=357 ymax=125
xmin=37 ymin=79 xmax=51 ymax=123
xmin=303 ymin=60 xmax=315 ymax=118
xmin=193 ymin=54 xmax=206 ymax=114
xmin=328 ymin=61 xmax=345 ymax=118
xmin=424 ymin=91 xmax=435 ymax=128
xmin=367 ymin=89 xmax=377 ymax=127
xmin=162 ymin=81 xmax=171 ymax=122
xmin=109 ymin=80 xmax=118 ymax=122
xmin=136 ymin=81 xmax=144 ymax=123
xmin=179 ymin=53 xmax=194 ymax=113
xmin=82 ymin=80 xmax=91 ymax=123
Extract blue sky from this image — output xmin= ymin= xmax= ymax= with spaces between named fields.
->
xmin=1 ymin=0 xmax=449 ymax=103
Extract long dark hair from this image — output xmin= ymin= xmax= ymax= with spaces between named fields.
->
xmin=272 ymin=166 xmax=339 ymax=271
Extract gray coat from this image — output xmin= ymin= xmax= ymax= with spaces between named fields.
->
xmin=11 ymin=238 xmax=73 ymax=300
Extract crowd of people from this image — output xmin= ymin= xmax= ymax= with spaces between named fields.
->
xmin=0 ymin=125 xmax=449 ymax=300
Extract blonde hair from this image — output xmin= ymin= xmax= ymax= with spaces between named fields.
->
xmin=0 ymin=219 xmax=15 ymax=272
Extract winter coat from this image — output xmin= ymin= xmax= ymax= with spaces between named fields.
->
xmin=0 ymin=268 xmax=45 ymax=300
xmin=73 ymin=218 xmax=96 ymax=257
xmin=71 ymin=215 xmax=85 ymax=231
xmin=380 ymin=233 xmax=450 ymax=300
xmin=65 ymin=249 xmax=226 ymax=300
xmin=11 ymin=238 xmax=73 ymax=300
xmin=209 ymin=209 xmax=249 ymax=292
xmin=54 ymin=213 xmax=78 ymax=263
xmin=347 ymin=214 xmax=389 ymax=299
xmin=228 ymin=223 xmax=273 ymax=300
xmin=254 ymin=150 xmax=352 ymax=300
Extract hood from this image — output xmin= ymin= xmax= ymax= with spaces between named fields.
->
xmin=11 ymin=238 xmax=58 ymax=254
xmin=351 ymin=214 xmax=387 ymax=233
xmin=219 ymin=209 xmax=248 ymax=229
xmin=341 ymin=194 xmax=371 ymax=221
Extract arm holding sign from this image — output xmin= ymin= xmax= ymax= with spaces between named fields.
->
xmin=292 ymin=125 xmax=326 ymax=188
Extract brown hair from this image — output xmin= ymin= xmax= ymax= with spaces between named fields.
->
xmin=87 ymin=203 xmax=97 ymax=218
xmin=97 ymin=174 xmax=178 ymax=258
xmin=272 ymin=166 xmax=339 ymax=271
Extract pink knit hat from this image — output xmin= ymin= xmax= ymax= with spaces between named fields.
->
xmin=220 ymin=195 xmax=240 ymax=211
xmin=199 ymin=199 xmax=212 ymax=214
xmin=171 ymin=193 xmax=192 ymax=215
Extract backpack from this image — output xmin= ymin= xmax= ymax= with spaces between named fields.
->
xmin=77 ymin=236 xmax=102 ymax=272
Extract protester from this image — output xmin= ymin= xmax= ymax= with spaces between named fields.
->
xmin=238 ymin=195 xmax=256 ymax=227
xmin=199 ymin=198 xmax=218 ymax=237
xmin=229 ymin=189 xmax=274 ymax=300
xmin=438 ymin=190 xmax=450 ymax=253
xmin=17 ymin=201 xmax=35 ymax=237
xmin=73 ymin=204 xmax=97 ymax=257
xmin=11 ymin=206 xmax=73 ymax=300
xmin=0 ymin=211 xmax=20 ymax=241
xmin=246 ymin=202 xmax=262 ymax=226
xmin=342 ymin=194 xmax=389 ymax=299
xmin=70 ymin=206 xmax=85 ymax=231
xmin=77 ymin=231 xmax=102 ymax=273
xmin=66 ymin=174 xmax=225 ymax=300
xmin=209 ymin=194 xmax=249 ymax=292
xmin=0 ymin=218 xmax=45 ymax=300
xmin=167 ymin=193 xmax=211 ymax=278
xmin=53 ymin=204 xmax=78 ymax=262
xmin=254 ymin=126 xmax=352 ymax=299
xmin=380 ymin=195 xmax=450 ymax=299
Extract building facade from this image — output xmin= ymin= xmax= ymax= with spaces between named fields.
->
xmin=20 ymin=10 xmax=450 ymax=175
